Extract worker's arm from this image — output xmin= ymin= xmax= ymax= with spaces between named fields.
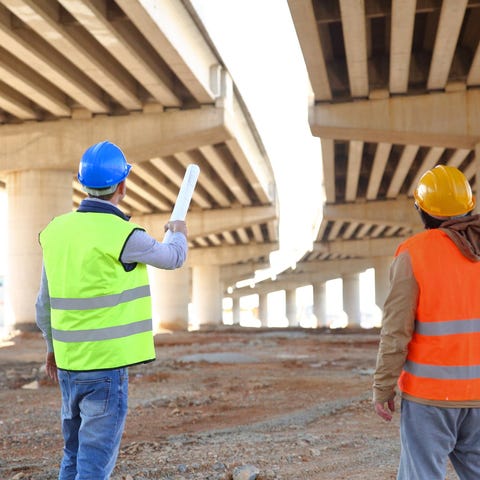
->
xmin=35 ymin=265 xmax=53 ymax=352
xmin=121 ymin=223 xmax=188 ymax=269
xmin=373 ymin=251 xmax=417 ymax=421
xmin=35 ymin=265 xmax=58 ymax=382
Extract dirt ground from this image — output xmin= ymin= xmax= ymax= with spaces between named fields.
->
xmin=0 ymin=326 xmax=459 ymax=480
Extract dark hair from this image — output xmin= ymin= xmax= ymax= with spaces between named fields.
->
xmin=418 ymin=207 xmax=472 ymax=229
xmin=88 ymin=190 xmax=116 ymax=201
xmin=85 ymin=182 xmax=120 ymax=200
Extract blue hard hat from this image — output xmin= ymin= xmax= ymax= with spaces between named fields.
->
xmin=78 ymin=141 xmax=131 ymax=188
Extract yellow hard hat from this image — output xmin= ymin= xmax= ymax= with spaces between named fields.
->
xmin=414 ymin=165 xmax=475 ymax=217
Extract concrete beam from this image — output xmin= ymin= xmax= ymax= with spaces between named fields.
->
xmin=0 ymin=107 xmax=227 ymax=172
xmin=231 ymin=257 xmax=375 ymax=297
xmin=312 ymin=236 xmax=403 ymax=258
xmin=3 ymin=0 xmax=142 ymax=111
xmin=310 ymin=90 xmax=480 ymax=149
xmin=221 ymin=261 xmax=269 ymax=285
xmin=294 ymin=258 xmax=373 ymax=275
xmin=187 ymin=242 xmax=278 ymax=266
xmin=116 ymin=0 xmax=218 ymax=104
xmin=133 ymin=205 xmax=277 ymax=239
xmin=0 ymin=3 xmax=108 ymax=113
xmin=389 ymin=0 xmax=416 ymax=93
xmin=323 ymin=198 xmax=422 ymax=228
xmin=224 ymin=96 xmax=275 ymax=204
xmin=287 ymin=0 xmax=332 ymax=101
xmin=339 ymin=0 xmax=368 ymax=98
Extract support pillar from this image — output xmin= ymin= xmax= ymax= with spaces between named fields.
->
xmin=192 ymin=265 xmax=222 ymax=327
xmin=312 ymin=281 xmax=327 ymax=328
xmin=342 ymin=273 xmax=361 ymax=327
xmin=6 ymin=170 xmax=73 ymax=331
xmin=258 ymin=293 xmax=268 ymax=327
xmin=149 ymin=266 xmax=190 ymax=331
xmin=232 ymin=296 xmax=240 ymax=325
xmin=374 ymin=257 xmax=391 ymax=312
xmin=285 ymin=288 xmax=297 ymax=327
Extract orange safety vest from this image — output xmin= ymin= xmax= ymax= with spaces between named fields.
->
xmin=397 ymin=228 xmax=480 ymax=402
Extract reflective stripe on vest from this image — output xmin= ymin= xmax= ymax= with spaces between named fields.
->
xmin=50 ymin=285 xmax=150 ymax=310
xmin=52 ymin=318 xmax=152 ymax=342
xmin=40 ymin=211 xmax=155 ymax=371
xmin=396 ymin=228 xmax=480 ymax=401
xmin=404 ymin=360 xmax=480 ymax=381
xmin=415 ymin=318 xmax=480 ymax=335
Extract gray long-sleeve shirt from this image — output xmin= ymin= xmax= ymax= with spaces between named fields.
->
xmin=35 ymin=199 xmax=188 ymax=352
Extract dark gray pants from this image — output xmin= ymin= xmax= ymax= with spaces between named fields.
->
xmin=398 ymin=399 xmax=480 ymax=480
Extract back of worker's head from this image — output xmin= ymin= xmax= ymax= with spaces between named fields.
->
xmin=414 ymin=165 xmax=475 ymax=229
xmin=78 ymin=141 xmax=131 ymax=197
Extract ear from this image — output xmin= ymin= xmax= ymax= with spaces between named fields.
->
xmin=117 ymin=180 xmax=126 ymax=195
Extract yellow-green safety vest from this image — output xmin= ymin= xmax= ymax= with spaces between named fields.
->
xmin=39 ymin=211 xmax=155 ymax=370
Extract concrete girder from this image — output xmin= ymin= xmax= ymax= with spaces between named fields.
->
xmin=133 ymin=205 xmax=277 ymax=240
xmin=321 ymin=139 xmax=335 ymax=203
xmin=224 ymin=96 xmax=275 ymax=204
xmin=0 ymin=107 xmax=227 ymax=172
xmin=287 ymin=0 xmax=332 ymax=101
xmin=389 ymin=0 xmax=416 ymax=94
xmin=0 ymin=103 xmax=275 ymax=210
xmin=116 ymin=0 xmax=218 ymax=104
xmin=323 ymin=199 xmax=422 ymax=229
xmin=198 ymin=144 xmax=251 ymax=205
xmin=312 ymin=236 xmax=402 ymax=258
xmin=0 ymin=48 xmax=70 ymax=117
xmin=366 ymin=143 xmax=391 ymax=199
xmin=310 ymin=90 xmax=480 ymax=149
xmin=427 ymin=0 xmax=467 ymax=91
xmin=338 ymin=0 xmax=368 ymax=98
xmin=174 ymin=150 xmax=231 ymax=207
xmin=0 ymin=3 xmax=107 ymax=113
xmin=345 ymin=140 xmax=363 ymax=201
xmin=221 ymin=261 xmax=269 ymax=286
xmin=0 ymin=82 xmax=37 ymax=119
xmin=187 ymin=242 xmax=278 ymax=266
xmin=148 ymin=156 xmax=212 ymax=209
xmin=2 ymin=0 xmax=142 ymax=111
xmin=386 ymin=145 xmax=419 ymax=198
xmin=231 ymin=258 xmax=374 ymax=297
xmin=58 ymin=0 xmax=181 ymax=108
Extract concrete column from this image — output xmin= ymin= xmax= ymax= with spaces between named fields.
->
xmin=232 ymin=296 xmax=240 ymax=325
xmin=312 ymin=281 xmax=327 ymax=328
xmin=149 ymin=266 xmax=190 ymax=331
xmin=6 ymin=170 xmax=73 ymax=330
xmin=258 ymin=293 xmax=268 ymax=327
xmin=342 ymin=273 xmax=361 ymax=327
xmin=374 ymin=257 xmax=391 ymax=312
xmin=285 ymin=288 xmax=297 ymax=327
xmin=192 ymin=265 xmax=222 ymax=327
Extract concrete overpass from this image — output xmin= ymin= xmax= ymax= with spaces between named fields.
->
xmin=0 ymin=0 xmax=281 ymax=332
xmin=4 ymin=1 xmax=479 ymax=332
xmin=230 ymin=0 xmax=480 ymax=327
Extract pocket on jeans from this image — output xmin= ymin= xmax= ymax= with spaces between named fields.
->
xmin=77 ymin=377 xmax=111 ymax=417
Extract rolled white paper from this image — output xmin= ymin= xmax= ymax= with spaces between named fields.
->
xmin=163 ymin=164 xmax=200 ymax=243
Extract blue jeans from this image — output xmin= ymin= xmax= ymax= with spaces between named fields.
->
xmin=398 ymin=399 xmax=480 ymax=480
xmin=57 ymin=368 xmax=129 ymax=480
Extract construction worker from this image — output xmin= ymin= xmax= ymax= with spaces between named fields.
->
xmin=35 ymin=141 xmax=188 ymax=480
xmin=373 ymin=165 xmax=480 ymax=479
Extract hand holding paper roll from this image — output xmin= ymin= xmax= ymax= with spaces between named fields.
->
xmin=163 ymin=164 xmax=200 ymax=243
